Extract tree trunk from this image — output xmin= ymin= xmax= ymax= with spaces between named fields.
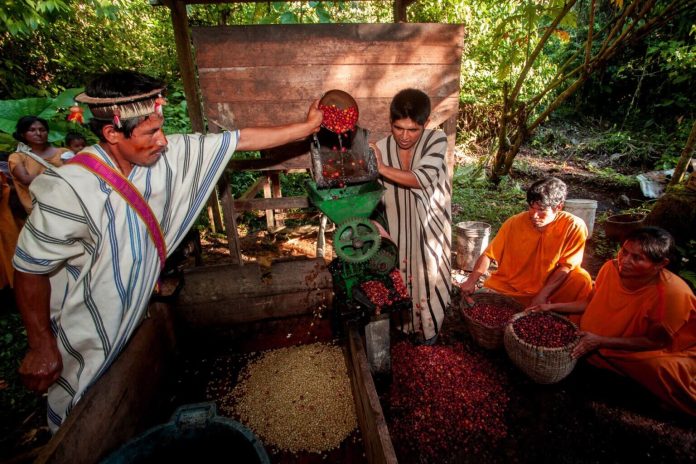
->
xmin=669 ymin=120 xmax=696 ymax=187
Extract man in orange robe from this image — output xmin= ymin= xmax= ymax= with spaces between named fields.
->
xmin=574 ymin=227 xmax=696 ymax=416
xmin=460 ymin=177 xmax=592 ymax=308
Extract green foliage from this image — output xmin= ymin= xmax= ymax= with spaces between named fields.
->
xmin=161 ymin=81 xmax=191 ymax=135
xmin=0 ymin=1 xmax=176 ymax=99
xmin=585 ymin=165 xmax=636 ymax=188
xmin=569 ymin=4 xmax=696 ymax=133
xmin=279 ymin=171 xmax=311 ymax=197
xmin=676 ymin=239 xmax=696 ymax=289
xmin=0 ymin=88 xmax=94 ymax=152
xmin=451 ymin=163 xmax=526 ymax=232
xmin=527 ymin=116 xmax=692 ymax=172
xmin=0 ymin=0 xmax=118 ymax=36
xmin=187 ymin=1 xmax=391 ymax=26
xmin=458 ymin=0 xmax=577 ymax=106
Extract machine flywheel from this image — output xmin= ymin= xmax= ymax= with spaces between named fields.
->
xmin=368 ymin=246 xmax=398 ymax=274
xmin=334 ymin=217 xmax=382 ymax=263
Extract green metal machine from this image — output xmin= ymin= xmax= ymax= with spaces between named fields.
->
xmin=306 ymin=91 xmax=411 ymax=376
xmin=306 ymin=180 xmax=398 ymax=300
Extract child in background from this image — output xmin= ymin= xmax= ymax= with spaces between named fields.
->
xmin=61 ymin=131 xmax=87 ymax=161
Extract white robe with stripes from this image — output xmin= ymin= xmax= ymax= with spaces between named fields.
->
xmin=376 ymin=129 xmax=452 ymax=340
xmin=13 ymin=131 xmax=237 ymax=431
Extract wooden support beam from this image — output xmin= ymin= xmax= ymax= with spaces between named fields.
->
xmin=270 ymin=171 xmax=285 ymax=229
xmin=175 ymin=259 xmax=333 ymax=327
xmin=217 ymin=172 xmax=243 ymax=264
xmin=233 ymin=196 xmax=310 ymax=211
xmin=234 ymin=176 xmax=268 ymax=221
xmin=166 ymin=0 xmax=227 ymax=233
xmin=167 ymin=0 xmax=204 ymax=133
xmin=393 ymin=0 xmax=416 ymax=23
xmin=263 ymin=174 xmax=275 ymax=230
xmin=227 ymin=153 xmax=311 ymax=172
xmin=346 ymin=323 xmax=398 ymax=464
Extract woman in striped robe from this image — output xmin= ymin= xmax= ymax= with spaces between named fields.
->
xmin=372 ymin=89 xmax=451 ymax=343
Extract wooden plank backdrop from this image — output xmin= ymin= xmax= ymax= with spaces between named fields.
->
xmin=192 ymin=23 xmax=464 ymax=262
xmin=192 ymin=23 xmax=465 ymax=160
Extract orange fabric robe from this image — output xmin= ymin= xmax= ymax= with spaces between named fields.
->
xmin=483 ymin=211 xmax=592 ymax=307
xmin=580 ymin=261 xmax=696 ymax=416
xmin=8 ymin=148 xmax=66 ymax=213
xmin=0 ymin=176 xmax=20 ymax=288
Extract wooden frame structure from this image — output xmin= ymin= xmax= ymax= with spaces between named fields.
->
xmin=34 ymin=260 xmax=398 ymax=464
xmin=159 ymin=1 xmax=465 ymax=265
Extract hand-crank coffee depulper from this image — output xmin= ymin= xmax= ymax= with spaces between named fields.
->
xmin=305 ymin=90 xmax=413 ymax=374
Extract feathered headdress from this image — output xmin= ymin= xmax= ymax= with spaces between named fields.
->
xmin=75 ymin=88 xmax=167 ymax=128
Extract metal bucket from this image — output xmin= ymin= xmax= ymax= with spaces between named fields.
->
xmin=454 ymin=221 xmax=491 ymax=271
xmin=101 ymin=402 xmax=269 ymax=464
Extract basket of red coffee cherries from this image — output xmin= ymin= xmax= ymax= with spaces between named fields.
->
xmin=503 ymin=311 xmax=580 ymax=384
xmin=460 ymin=292 xmax=523 ymax=349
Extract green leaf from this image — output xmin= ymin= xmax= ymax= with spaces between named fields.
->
xmin=0 ymin=98 xmax=53 ymax=135
xmin=315 ymin=6 xmax=331 ymax=23
xmin=53 ymin=88 xmax=85 ymax=108
xmin=279 ymin=11 xmax=297 ymax=24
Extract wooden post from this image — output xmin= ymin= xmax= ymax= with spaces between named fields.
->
xmin=444 ymin=115 xmax=458 ymax=177
xmin=167 ymin=0 xmax=225 ymax=233
xmin=346 ymin=323 xmax=398 ymax=464
xmin=263 ymin=174 xmax=275 ymax=231
xmin=393 ymin=0 xmax=415 ymax=22
xmin=207 ymin=192 xmax=223 ymax=234
xmin=167 ymin=0 xmax=204 ymax=133
xmin=270 ymin=171 xmax=285 ymax=230
xmin=217 ymin=172 xmax=243 ymax=265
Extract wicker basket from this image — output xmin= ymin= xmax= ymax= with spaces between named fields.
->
xmin=460 ymin=292 xmax=524 ymax=349
xmin=503 ymin=312 xmax=579 ymax=384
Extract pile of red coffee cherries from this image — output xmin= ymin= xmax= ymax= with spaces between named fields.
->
xmin=388 ymin=341 xmax=510 ymax=462
xmin=360 ymin=280 xmax=391 ymax=312
xmin=465 ymin=302 xmax=518 ymax=328
xmin=389 ymin=269 xmax=410 ymax=299
xmin=319 ymin=104 xmax=358 ymax=134
xmin=512 ymin=313 xmax=578 ymax=348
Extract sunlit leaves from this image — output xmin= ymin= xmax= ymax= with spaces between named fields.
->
xmin=0 ymin=0 xmax=119 ymax=36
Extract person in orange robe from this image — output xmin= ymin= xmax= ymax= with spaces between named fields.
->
xmin=0 ymin=172 xmax=20 ymax=288
xmin=576 ymin=227 xmax=696 ymax=416
xmin=460 ymin=177 xmax=592 ymax=308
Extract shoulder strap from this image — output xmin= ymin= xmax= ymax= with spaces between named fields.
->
xmin=67 ymin=153 xmax=167 ymax=270
xmin=17 ymin=143 xmax=53 ymax=169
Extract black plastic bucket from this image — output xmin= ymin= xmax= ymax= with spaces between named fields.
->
xmin=101 ymin=402 xmax=269 ymax=464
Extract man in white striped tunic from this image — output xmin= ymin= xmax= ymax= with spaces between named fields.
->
xmin=13 ymin=71 xmax=322 ymax=432
xmin=371 ymin=89 xmax=451 ymax=344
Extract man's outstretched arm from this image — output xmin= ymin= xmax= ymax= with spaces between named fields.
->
xmin=236 ymin=100 xmax=323 ymax=152
xmin=15 ymin=271 xmax=62 ymax=392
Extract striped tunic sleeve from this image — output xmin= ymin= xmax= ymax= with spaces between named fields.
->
xmin=13 ymin=171 xmax=91 ymax=274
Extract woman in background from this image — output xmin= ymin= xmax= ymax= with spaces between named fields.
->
xmin=8 ymin=116 xmax=68 ymax=215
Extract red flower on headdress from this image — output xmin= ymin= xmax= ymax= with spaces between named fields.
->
xmin=154 ymin=94 xmax=167 ymax=116
xmin=66 ymin=104 xmax=84 ymax=124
